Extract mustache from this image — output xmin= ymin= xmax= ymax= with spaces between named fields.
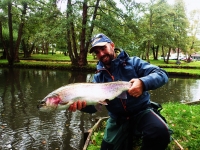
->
xmin=100 ymin=55 xmax=109 ymax=61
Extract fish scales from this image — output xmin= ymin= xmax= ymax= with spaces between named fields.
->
xmin=38 ymin=81 xmax=132 ymax=111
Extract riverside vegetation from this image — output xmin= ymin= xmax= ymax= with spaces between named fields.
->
xmin=87 ymin=103 xmax=200 ymax=150
xmin=1 ymin=54 xmax=200 ymax=149
xmin=0 ymin=53 xmax=200 ymax=76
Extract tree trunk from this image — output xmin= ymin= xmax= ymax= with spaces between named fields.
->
xmin=187 ymin=42 xmax=194 ymax=63
xmin=177 ymin=48 xmax=180 ymax=60
xmin=155 ymin=45 xmax=159 ymax=60
xmin=5 ymin=2 xmax=27 ymax=65
xmin=66 ymin=0 xmax=101 ymax=67
xmin=152 ymin=44 xmax=159 ymax=60
xmin=146 ymin=40 xmax=150 ymax=63
xmin=0 ymin=21 xmax=7 ymax=59
xmin=161 ymin=46 xmax=166 ymax=63
xmin=14 ymin=2 xmax=27 ymax=62
xmin=78 ymin=0 xmax=88 ymax=66
xmin=7 ymin=2 xmax=14 ymax=66
xmin=22 ymin=39 xmax=34 ymax=58
xmin=66 ymin=0 xmax=76 ymax=65
xmin=85 ymin=0 xmax=101 ymax=53
xmin=166 ymin=47 xmax=171 ymax=64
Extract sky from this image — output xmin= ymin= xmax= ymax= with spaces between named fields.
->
xmin=135 ymin=0 xmax=199 ymax=15
xmin=59 ymin=0 xmax=199 ymax=15
xmin=133 ymin=0 xmax=200 ymax=39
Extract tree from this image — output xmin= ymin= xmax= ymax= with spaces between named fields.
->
xmin=173 ymin=0 xmax=189 ymax=62
xmin=65 ymin=0 xmax=125 ymax=66
xmin=151 ymin=0 xmax=174 ymax=61
xmin=136 ymin=0 xmax=171 ymax=62
xmin=6 ymin=0 xmax=27 ymax=65
xmin=187 ymin=9 xmax=200 ymax=59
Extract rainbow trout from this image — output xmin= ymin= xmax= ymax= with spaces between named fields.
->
xmin=38 ymin=81 xmax=132 ymax=111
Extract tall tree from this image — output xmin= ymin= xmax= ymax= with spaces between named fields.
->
xmin=0 ymin=0 xmax=28 ymax=65
xmin=6 ymin=1 xmax=27 ymax=66
xmin=173 ymin=0 xmax=189 ymax=61
xmin=187 ymin=9 xmax=200 ymax=58
xmin=152 ymin=0 xmax=175 ymax=63
xmin=65 ymin=0 xmax=124 ymax=66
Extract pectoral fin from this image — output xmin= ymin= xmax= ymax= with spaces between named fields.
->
xmin=98 ymin=99 xmax=110 ymax=105
xmin=95 ymin=103 xmax=103 ymax=112
xmin=59 ymin=101 xmax=69 ymax=105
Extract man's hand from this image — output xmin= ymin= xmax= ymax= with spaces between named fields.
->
xmin=68 ymin=100 xmax=87 ymax=112
xmin=128 ymin=79 xmax=144 ymax=98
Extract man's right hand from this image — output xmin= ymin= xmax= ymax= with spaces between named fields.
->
xmin=68 ymin=100 xmax=87 ymax=112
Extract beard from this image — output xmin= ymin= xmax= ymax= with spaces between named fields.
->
xmin=100 ymin=53 xmax=115 ymax=66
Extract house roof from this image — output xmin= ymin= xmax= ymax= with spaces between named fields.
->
xmin=191 ymin=53 xmax=200 ymax=57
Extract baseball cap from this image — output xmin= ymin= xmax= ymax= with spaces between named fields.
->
xmin=89 ymin=33 xmax=112 ymax=53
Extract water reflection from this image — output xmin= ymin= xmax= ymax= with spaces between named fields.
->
xmin=0 ymin=68 xmax=105 ymax=150
xmin=0 ymin=68 xmax=199 ymax=149
xmin=149 ymin=77 xmax=200 ymax=103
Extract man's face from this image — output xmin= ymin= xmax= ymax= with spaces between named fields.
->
xmin=93 ymin=43 xmax=115 ymax=66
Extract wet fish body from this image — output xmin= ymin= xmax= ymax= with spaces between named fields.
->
xmin=38 ymin=81 xmax=132 ymax=111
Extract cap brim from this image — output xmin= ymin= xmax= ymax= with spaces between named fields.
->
xmin=89 ymin=42 xmax=108 ymax=53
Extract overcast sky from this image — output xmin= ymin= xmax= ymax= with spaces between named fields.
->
xmin=135 ymin=0 xmax=199 ymax=14
xmin=58 ymin=0 xmax=199 ymax=15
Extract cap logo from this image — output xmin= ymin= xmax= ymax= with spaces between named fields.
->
xmin=92 ymin=37 xmax=101 ymax=45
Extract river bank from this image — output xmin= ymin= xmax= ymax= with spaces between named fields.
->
xmin=0 ymin=59 xmax=200 ymax=77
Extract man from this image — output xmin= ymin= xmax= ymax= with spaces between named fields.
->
xmin=69 ymin=33 xmax=171 ymax=150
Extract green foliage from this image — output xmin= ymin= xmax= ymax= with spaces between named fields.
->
xmin=0 ymin=0 xmax=199 ymax=64
xmin=87 ymin=132 xmax=104 ymax=150
xmin=1 ymin=25 xmax=18 ymax=41
xmin=87 ymin=121 xmax=106 ymax=150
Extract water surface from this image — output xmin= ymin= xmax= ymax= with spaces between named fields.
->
xmin=0 ymin=68 xmax=199 ymax=149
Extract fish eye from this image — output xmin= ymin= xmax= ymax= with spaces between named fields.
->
xmin=40 ymin=101 xmax=46 ymax=105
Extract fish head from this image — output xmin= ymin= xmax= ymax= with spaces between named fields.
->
xmin=37 ymin=95 xmax=69 ymax=112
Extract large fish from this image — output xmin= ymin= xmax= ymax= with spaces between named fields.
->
xmin=38 ymin=81 xmax=132 ymax=111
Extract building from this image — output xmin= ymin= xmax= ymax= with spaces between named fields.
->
xmin=191 ymin=53 xmax=200 ymax=61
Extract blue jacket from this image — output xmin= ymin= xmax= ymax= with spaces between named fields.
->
xmin=82 ymin=50 xmax=168 ymax=119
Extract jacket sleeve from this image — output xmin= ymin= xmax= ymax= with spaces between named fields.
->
xmin=132 ymin=57 xmax=168 ymax=91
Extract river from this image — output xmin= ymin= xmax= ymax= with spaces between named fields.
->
xmin=0 ymin=68 xmax=199 ymax=150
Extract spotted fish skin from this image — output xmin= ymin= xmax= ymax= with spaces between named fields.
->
xmin=38 ymin=81 xmax=132 ymax=111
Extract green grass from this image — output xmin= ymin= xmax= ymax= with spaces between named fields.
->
xmin=163 ymin=68 xmax=200 ymax=76
xmin=151 ymin=59 xmax=200 ymax=67
xmin=1 ymin=54 xmax=200 ymax=76
xmin=162 ymin=102 xmax=200 ymax=149
xmin=19 ymin=53 xmax=97 ymax=61
xmin=87 ymin=103 xmax=200 ymax=150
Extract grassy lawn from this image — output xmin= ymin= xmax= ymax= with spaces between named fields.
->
xmin=164 ymin=68 xmax=200 ymax=76
xmin=0 ymin=53 xmax=200 ymax=76
xmin=87 ymin=103 xmax=200 ymax=150
xmin=19 ymin=53 xmax=96 ymax=61
xmin=162 ymin=103 xmax=200 ymax=149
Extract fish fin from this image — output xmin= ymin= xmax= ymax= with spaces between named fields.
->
xmin=59 ymin=102 xmax=69 ymax=105
xmin=95 ymin=103 xmax=103 ymax=112
xmin=117 ymin=91 xmax=127 ymax=99
xmin=98 ymin=99 xmax=109 ymax=105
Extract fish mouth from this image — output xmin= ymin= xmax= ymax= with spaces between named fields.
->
xmin=37 ymin=100 xmax=45 ymax=109
xmin=37 ymin=100 xmax=69 ymax=111
xmin=37 ymin=100 xmax=58 ymax=111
